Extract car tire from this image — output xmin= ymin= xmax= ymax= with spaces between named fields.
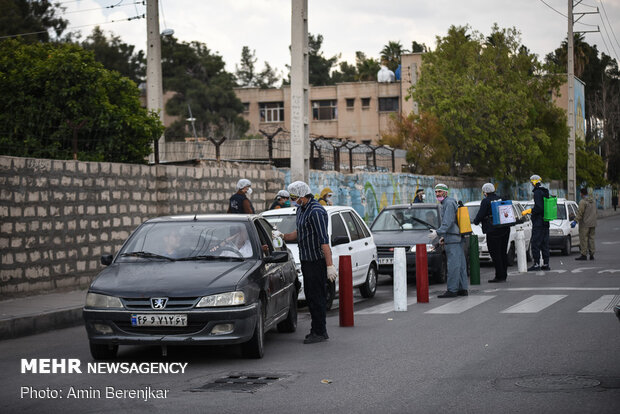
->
xmin=277 ymin=290 xmax=298 ymax=333
xmin=433 ymin=255 xmax=447 ymax=284
xmin=325 ymin=280 xmax=335 ymax=311
xmin=561 ymin=236 xmax=571 ymax=256
xmin=359 ymin=265 xmax=377 ymax=298
xmin=89 ymin=342 xmax=118 ymax=360
xmin=242 ymin=299 xmax=264 ymax=359
xmin=507 ymin=243 xmax=516 ymax=266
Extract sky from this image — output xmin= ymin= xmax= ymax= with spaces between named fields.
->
xmin=61 ymin=0 xmax=620 ymax=78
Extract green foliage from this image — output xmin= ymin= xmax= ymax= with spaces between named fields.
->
xmin=576 ymin=139 xmax=606 ymax=187
xmin=235 ymin=46 xmax=280 ymax=88
xmin=81 ymin=26 xmax=145 ymax=85
xmin=331 ymin=61 xmax=357 ymax=83
xmin=0 ymin=0 xmax=67 ymax=42
xmin=308 ymin=34 xmax=339 ymax=86
xmin=380 ymin=41 xmax=407 ymax=72
xmin=0 ymin=39 xmax=163 ymax=163
xmin=355 ymin=51 xmax=380 ymax=81
xmin=161 ymin=36 xmax=248 ymax=139
xmin=380 ymin=112 xmax=450 ymax=175
xmin=410 ymin=24 xmax=568 ymax=181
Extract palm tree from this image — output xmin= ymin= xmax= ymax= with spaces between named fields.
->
xmin=380 ymin=41 xmax=407 ymax=72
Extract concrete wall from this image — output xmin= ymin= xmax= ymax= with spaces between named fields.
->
xmin=0 ymin=156 xmax=284 ymax=297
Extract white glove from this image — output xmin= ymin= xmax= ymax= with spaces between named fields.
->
xmin=272 ymin=230 xmax=283 ymax=239
xmin=427 ymin=229 xmax=437 ymax=240
xmin=327 ymin=265 xmax=338 ymax=282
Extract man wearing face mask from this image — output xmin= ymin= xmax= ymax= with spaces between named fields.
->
xmin=227 ymin=178 xmax=255 ymax=214
xmin=280 ymin=181 xmax=336 ymax=344
xmin=428 ymin=183 xmax=468 ymax=298
xmin=413 ymin=188 xmax=425 ymax=203
xmin=318 ymin=187 xmax=334 ymax=206
xmin=269 ymin=190 xmax=291 ymax=210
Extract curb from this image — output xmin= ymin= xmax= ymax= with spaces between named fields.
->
xmin=0 ymin=307 xmax=84 ymax=341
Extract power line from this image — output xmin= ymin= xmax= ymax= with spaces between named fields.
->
xmin=62 ymin=1 xmax=144 ymax=15
xmin=0 ymin=14 xmax=145 ymax=40
xmin=538 ymin=0 xmax=567 ymax=18
xmin=598 ymin=0 xmax=620 ymax=51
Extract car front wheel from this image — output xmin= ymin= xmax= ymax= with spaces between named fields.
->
xmin=561 ymin=236 xmax=571 ymax=256
xmin=277 ymin=290 xmax=298 ymax=333
xmin=242 ymin=299 xmax=264 ymax=359
xmin=359 ymin=265 xmax=377 ymax=298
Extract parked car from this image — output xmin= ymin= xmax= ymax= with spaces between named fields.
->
xmin=83 ymin=215 xmax=298 ymax=360
xmin=465 ymin=200 xmax=532 ymax=265
xmin=369 ymin=203 xmax=447 ymax=283
xmin=261 ymin=206 xmax=378 ymax=310
xmin=522 ymin=198 xmax=579 ymax=255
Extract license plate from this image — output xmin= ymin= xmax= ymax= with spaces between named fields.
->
xmin=378 ymin=258 xmax=394 ymax=265
xmin=131 ymin=314 xmax=187 ymax=327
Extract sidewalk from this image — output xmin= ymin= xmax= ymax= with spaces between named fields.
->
xmin=1 ymin=208 xmax=618 ymax=341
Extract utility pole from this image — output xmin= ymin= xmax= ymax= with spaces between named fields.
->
xmin=146 ymin=0 xmax=165 ymax=163
xmin=567 ymin=0 xmax=576 ymax=201
xmin=290 ymin=0 xmax=309 ymax=182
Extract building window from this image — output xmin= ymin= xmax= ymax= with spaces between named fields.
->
xmin=345 ymin=98 xmax=355 ymax=109
xmin=312 ymin=100 xmax=337 ymax=121
xmin=259 ymin=102 xmax=284 ymax=122
xmin=243 ymin=102 xmax=249 ymax=114
xmin=361 ymin=97 xmax=371 ymax=109
xmin=378 ymin=97 xmax=399 ymax=112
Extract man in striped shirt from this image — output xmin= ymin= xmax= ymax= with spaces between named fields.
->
xmin=282 ymin=181 xmax=337 ymax=344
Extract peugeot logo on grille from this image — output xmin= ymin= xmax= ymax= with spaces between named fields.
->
xmin=151 ymin=297 xmax=168 ymax=309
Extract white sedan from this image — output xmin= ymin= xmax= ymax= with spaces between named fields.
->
xmin=262 ymin=206 xmax=378 ymax=309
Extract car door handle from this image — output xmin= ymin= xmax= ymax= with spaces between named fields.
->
xmin=365 ymin=242 xmax=368 ymax=246
xmin=348 ymin=246 xmax=353 ymax=250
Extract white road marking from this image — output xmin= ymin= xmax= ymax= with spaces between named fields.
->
xmin=483 ymin=287 xmax=620 ymax=292
xmin=572 ymin=267 xmax=600 ymax=273
xmin=601 ymin=241 xmax=620 ymax=245
xmin=544 ymin=270 xmax=567 ymax=274
xmin=598 ymin=269 xmax=620 ymax=274
xmin=356 ymin=297 xmax=418 ymax=314
xmin=501 ymin=295 xmax=567 ymax=313
xmin=424 ymin=296 xmax=495 ymax=314
xmin=578 ymin=295 xmax=620 ymax=313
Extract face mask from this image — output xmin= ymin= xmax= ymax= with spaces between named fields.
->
xmin=283 ymin=200 xmax=291 ymax=207
xmin=436 ymin=196 xmax=445 ymax=202
xmin=421 ymin=194 xmax=426 ymax=201
xmin=246 ymin=187 xmax=252 ymax=195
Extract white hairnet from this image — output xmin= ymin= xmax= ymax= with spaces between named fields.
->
xmin=482 ymin=183 xmax=495 ymax=193
xmin=287 ymin=181 xmax=311 ymax=198
xmin=236 ymin=178 xmax=252 ymax=190
xmin=276 ymin=190 xmax=290 ymax=198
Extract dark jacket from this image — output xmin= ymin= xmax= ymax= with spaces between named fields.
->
xmin=531 ymin=184 xmax=550 ymax=228
xmin=473 ymin=192 xmax=501 ymax=234
xmin=228 ymin=192 xmax=255 ymax=214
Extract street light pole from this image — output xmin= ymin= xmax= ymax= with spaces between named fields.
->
xmin=146 ymin=0 xmax=165 ymax=163
xmin=567 ymin=0 xmax=576 ymax=201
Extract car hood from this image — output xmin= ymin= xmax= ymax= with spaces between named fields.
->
xmin=89 ymin=260 xmax=257 ymax=297
xmin=372 ymin=231 xmax=430 ymax=246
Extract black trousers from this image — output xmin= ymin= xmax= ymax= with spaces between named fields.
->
xmin=301 ymin=258 xmax=328 ymax=336
xmin=531 ymin=226 xmax=550 ymax=265
xmin=487 ymin=227 xmax=510 ymax=280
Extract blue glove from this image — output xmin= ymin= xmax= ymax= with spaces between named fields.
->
xmin=570 ymin=221 xmax=577 ymax=228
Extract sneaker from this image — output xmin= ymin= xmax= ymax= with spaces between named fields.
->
xmin=541 ymin=264 xmax=551 ymax=271
xmin=488 ymin=278 xmax=506 ymax=283
xmin=438 ymin=291 xmax=458 ymax=298
xmin=457 ymin=290 xmax=468 ymax=296
xmin=527 ymin=264 xmax=541 ymax=272
xmin=305 ymin=331 xmax=329 ymax=340
xmin=575 ymin=255 xmax=587 ymax=261
xmin=589 ymin=255 xmax=595 ymax=260
xmin=303 ymin=333 xmax=327 ymax=344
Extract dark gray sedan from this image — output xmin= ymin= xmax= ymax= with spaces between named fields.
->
xmin=83 ymin=215 xmax=298 ymax=360
xmin=370 ymin=203 xmax=447 ymax=283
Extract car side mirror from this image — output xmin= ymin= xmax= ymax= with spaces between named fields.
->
xmin=331 ymin=235 xmax=350 ymax=246
xmin=264 ymin=251 xmax=289 ymax=263
xmin=101 ymin=254 xmax=113 ymax=266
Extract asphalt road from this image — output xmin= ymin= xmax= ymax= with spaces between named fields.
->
xmin=2 ymin=215 xmax=620 ymax=414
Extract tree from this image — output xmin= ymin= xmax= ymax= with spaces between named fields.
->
xmin=410 ymin=24 xmax=569 ymax=181
xmin=0 ymin=0 xmax=68 ymax=42
xmin=411 ymin=41 xmax=429 ymax=53
xmin=355 ymin=51 xmax=380 ymax=81
xmin=380 ymin=41 xmax=407 ymax=72
xmin=380 ymin=112 xmax=450 ymax=174
xmin=235 ymin=46 xmax=280 ymax=88
xmin=0 ymin=39 xmax=163 ymax=163
xmin=161 ymin=36 xmax=248 ymax=140
xmin=81 ymin=26 xmax=145 ymax=85
xmin=331 ymin=61 xmax=357 ymax=83
xmin=308 ymin=33 xmax=339 ymax=86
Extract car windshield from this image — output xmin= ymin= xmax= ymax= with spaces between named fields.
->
xmin=556 ymin=204 xmax=567 ymax=220
xmin=119 ymin=221 xmax=255 ymax=260
xmin=371 ymin=207 xmax=438 ymax=231
xmin=263 ymin=215 xmax=298 ymax=239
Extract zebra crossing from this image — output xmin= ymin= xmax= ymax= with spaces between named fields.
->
xmin=352 ymin=290 xmax=620 ymax=315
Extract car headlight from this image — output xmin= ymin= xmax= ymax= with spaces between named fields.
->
xmin=85 ymin=293 xmax=124 ymax=309
xmin=409 ymin=244 xmax=437 ymax=253
xmin=550 ymin=228 xmax=564 ymax=236
xmin=196 ymin=291 xmax=245 ymax=307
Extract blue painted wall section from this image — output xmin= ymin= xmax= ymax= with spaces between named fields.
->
xmin=279 ymin=169 xmax=611 ymax=224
